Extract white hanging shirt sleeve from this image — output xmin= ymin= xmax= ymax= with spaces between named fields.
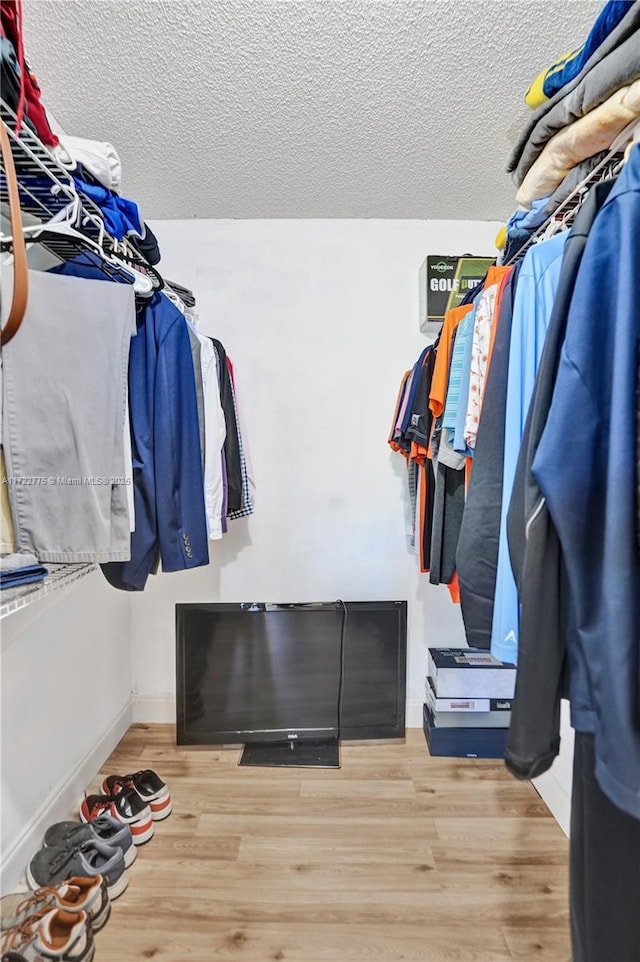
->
xmin=197 ymin=333 xmax=227 ymax=540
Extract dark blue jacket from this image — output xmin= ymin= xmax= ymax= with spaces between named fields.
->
xmin=532 ymin=145 xmax=640 ymax=820
xmin=102 ymin=292 xmax=208 ymax=590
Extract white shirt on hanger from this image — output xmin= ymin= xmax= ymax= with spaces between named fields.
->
xmin=196 ymin=332 xmax=226 ymax=540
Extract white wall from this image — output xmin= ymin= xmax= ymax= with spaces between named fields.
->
xmin=1 ymin=572 xmax=131 ymax=890
xmin=130 ymin=219 xmax=501 ymax=726
xmin=533 ymin=701 xmax=575 ymax=836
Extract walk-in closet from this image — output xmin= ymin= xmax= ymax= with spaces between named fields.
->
xmin=1 ymin=2 xmax=639 ymax=961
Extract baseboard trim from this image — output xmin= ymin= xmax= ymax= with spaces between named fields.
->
xmin=132 ymin=695 xmax=176 ymax=724
xmin=406 ymin=698 xmax=424 ymax=729
xmin=533 ymin=769 xmax=571 ymax=837
xmin=1 ymin=701 xmax=133 ymax=893
xmin=133 ymin=696 xmax=425 ymax=729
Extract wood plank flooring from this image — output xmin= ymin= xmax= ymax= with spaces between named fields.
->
xmin=92 ymin=725 xmax=570 ymax=962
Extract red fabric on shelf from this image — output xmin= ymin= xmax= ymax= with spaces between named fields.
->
xmin=1 ymin=0 xmax=58 ymax=145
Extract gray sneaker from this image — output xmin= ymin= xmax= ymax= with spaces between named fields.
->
xmin=43 ymin=815 xmax=136 ymax=869
xmin=1 ymin=877 xmax=110 ymax=933
xmin=27 ymin=840 xmax=128 ymax=901
xmin=0 ymin=907 xmax=93 ymax=962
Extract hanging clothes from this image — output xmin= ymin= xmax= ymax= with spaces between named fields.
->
xmin=451 ymin=311 xmax=477 ymax=458
xmin=407 ymin=347 xmax=438 ymax=572
xmin=490 ymin=230 xmax=569 ymax=665
xmin=569 ymin=731 xmax=640 ymax=962
xmin=463 ymin=266 xmax=512 ymax=451
xmin=1 ymin=268 xmax=135 ymax=562
xmin=428 ymin=305 xmax=473 ymax=422
xmin=225 ymin=355 xmax=255 ymax=521
xmin=531 ymin=145 xmax=640 ymax=821
xmin=430 ymin=314 xmax=468 ymax=585
xmin=210 ymin=339 xmax=243 ymax=514
xmin=101 ymin=291 xmax=209 ymax=591
xmin=0 ymin=448 xmax=16 ymax=554
xmin=197 ymin=334 xmax=227 ymax=539
xmin=505 ymin=179 xmax=615 ymax=780
xmin=428 ymin=306 xmax=473 ymax=596
xmin=429 ymin=462 xmax=465 ymax=586
xmin=441 ymin=306 xmax=475 ymax=454
xmin=186 ymin=327 xmax=206 ymax=473
xmin=456 ymin=262 xmax=522 ymax=649
xmin=389 ymin=369 xmax=417 ymax=549
xmin=388 ymin=346 xmax=437 ymax=573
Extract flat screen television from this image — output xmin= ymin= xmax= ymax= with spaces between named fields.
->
xmin=175 ymin=601 xmax=407 ymax=765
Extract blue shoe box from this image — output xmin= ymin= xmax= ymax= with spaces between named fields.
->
xmin=422 ymin=704 xmax=508 ymax=759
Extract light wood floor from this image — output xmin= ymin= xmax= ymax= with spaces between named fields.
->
xmin=93 ymin=724 xmax=570 ymax=962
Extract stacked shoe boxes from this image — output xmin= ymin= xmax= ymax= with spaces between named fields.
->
xmin=423 ymin=648 xmax=516 ymax=759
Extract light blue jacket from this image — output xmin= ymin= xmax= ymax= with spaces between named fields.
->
xmin=490 ymin=230 xmax=568 ymax=665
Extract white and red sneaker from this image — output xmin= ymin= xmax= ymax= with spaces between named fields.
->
xmin=101 ymin=769 xmax=172 ymax=821
xmin=80 ymin=789 xmax=154 ymax=844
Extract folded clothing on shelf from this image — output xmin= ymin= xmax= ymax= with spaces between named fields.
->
xmin=0 ymin=552 xmax=47 ymax=590
xmin=54 ymin=134 xmax=122 ymax=193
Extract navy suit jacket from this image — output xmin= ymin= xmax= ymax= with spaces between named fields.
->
xmin=50 ymin=259 xmax=208 ymax=589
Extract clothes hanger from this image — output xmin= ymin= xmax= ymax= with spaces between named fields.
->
xmin=111 ymin=241 xmax=164 ymax=292
xmin=2 ymin=219 xmax=155 ymax=293
xmin=162 ymin=286 xmax=186 ymax=313
xmin=164 ymin=278 xmax=196 ymax=308
xmin=106 ymin=248 xmax=155 ymax=294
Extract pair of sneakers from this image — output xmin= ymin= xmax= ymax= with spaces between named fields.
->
xmin=79 ymin=769 xmax=171 ymax=845
xmin=1 ymin=876 xmax=105 ymax=962
xmin=27 ymin=815 xmax=132 ymax=901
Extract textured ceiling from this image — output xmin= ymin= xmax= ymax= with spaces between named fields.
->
xmin=22 ymin=0 xmax=603 ymax=221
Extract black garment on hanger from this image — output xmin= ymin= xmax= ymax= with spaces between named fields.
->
xmin=505 ymin=180 xmax=615 ymax=780
xmin=209 ymin=338 xmax=243 ymax=513
xmin=570 ymin=731 xmax=640 ymax=962
xmin=456 ymin=262 xmax=522 ymax=648
xmin=130 ymin=222 xmax=161 ymax=266
xmin=429 ymin=326 xmax=465 ymax=588
xmin=404 ymin=346 xmax=437 ymax=572
xmin=429 ymin=463 xmax=465 ymax=585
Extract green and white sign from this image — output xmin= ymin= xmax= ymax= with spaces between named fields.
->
xmin=419 ymin=255 xmax=495 ymax=332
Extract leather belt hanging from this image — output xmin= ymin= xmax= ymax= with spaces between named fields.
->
xmin=0 ymin=119 xmax=28 ymax=346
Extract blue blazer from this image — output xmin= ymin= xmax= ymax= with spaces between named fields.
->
xmin=102 ymin=291 xmax=209 ymax=590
